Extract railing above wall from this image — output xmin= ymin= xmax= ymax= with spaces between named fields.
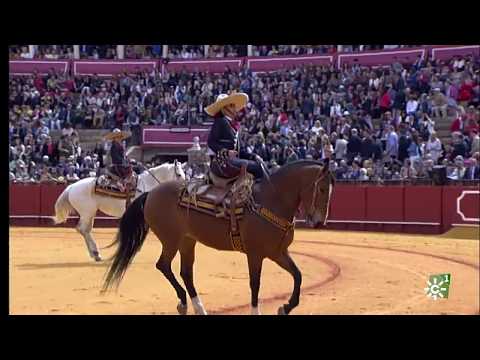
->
xmin=9 ymin=46 xmax=480 ymax=76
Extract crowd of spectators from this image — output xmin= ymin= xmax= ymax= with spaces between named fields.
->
xmin=9 ymin=48 xmax=480 ymax=184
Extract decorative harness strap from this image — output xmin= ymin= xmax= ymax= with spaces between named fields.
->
xmin=248 ymin=201 xmax=295 ymax=233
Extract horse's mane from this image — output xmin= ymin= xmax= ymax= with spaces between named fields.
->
xmin=270 ymin=160 xmax=325 ymax=179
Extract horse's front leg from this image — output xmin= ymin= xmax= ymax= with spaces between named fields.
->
xmin=247 ymin=254 xmax=264 ymax=315
xmin=179 ymin=240 xmax=207 ymax=315
xmin=270 ymin=251 xmax=302 ymax=315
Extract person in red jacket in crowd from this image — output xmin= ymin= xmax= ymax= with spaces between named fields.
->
xmin=458 ymin=79 xmax=474 ymax=108
xmin=450 ymin=108 xmax=465 ymax=133
xmin=464 ymin=105 xmax=479 ymax=136
xmin=33 ymin=74 xmax=45 ymax=95
xmin=380 ymin=88 xmax=392 ymax=114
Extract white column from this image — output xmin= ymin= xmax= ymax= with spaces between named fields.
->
xmin=73 ymin=45 xmax=80 ymax=59
xmin=28 ymin=45 xmax=35 ymax=58
xmin=162 ymin=45 xmax=168 ymax=58
xmin=204 ymin=45 xmax=209 ymax=58
xmin=117 ymin=45 xmax=125 ymax=59
xmin=337 ymin=45 xmax=343 ymax=53
xmin=247 ymin=45 xmax=253 ymax=56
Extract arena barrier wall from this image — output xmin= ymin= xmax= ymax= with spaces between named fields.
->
xmin=161 ymin=57 xmax=244 ymax=74
xmin=9 ymin=46 xmax=480 ymax=76
xmin=431 ymin=45 xmax=480 ymax=61
xmin=9 ymin=59 xmax=70 ymax=75
xmin=142 ymin=126 xmax=209 ymax=150
xmin=441 ymin=186 xmax=480 ymax=233
xmin=246 ymin=55 xmax=334 ymax=72
xmin=9 ymin=183 xmax=479 ymax=234
xmin=72 ymin=60 xmax=157 ymax=76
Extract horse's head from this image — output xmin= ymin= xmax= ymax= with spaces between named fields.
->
xmin=145 ymin=161 xmax=185 ymax=185
xmin=173 ymin=159 xmax=186 ymax=181
xmin=299 ymin=163 xmax=335 ymax=228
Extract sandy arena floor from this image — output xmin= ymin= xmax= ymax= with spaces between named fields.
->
xmin=9 ymin=227 xmax=479 ymax=315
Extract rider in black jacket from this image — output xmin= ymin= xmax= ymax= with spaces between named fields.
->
xmin=206 ymin=92 xmax=264 ymax=179
xmin=104 ymin=129 xmax=133 ymax=191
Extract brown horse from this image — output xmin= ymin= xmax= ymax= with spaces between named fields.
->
xmin=102 ymin=160 xmax=334 ymax=315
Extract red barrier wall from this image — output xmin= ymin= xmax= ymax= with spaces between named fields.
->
xmin=142 ymin=126 xmax=209 ymax=149
xmin=73 ymin=60 xmax=157 ymax=76
xmin=336 ymin=48 xmax=426 ymax=68
xmin=9 ymin=60 xmax=70 ymax=75
xmin=247 ymin=55 xmax=333 ymax=72
xmin=442 ymin=186 xmax=480 ymax=232
xmin=431 ymin=45 xmax=480 ymax=61
xmin=328 ymin=185 xmax=366 ymax=231
xmin=365 ymin=186 xmax=404 ymax=232
xmin=404 ymin=186 xmax=442 ymax=234
xmin=9 ymin=182 xmax=479 ymax=234
xmin=162 ymin=58 xmax=244 ymax=74
xmin=10 ymin=184 xmax=41 ymax=226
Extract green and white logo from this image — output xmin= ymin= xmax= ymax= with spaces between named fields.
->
xmin=424 ymin=273 xmax=451 ymax=300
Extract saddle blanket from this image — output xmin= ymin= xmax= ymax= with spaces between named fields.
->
xmin=94 ymin=175 xmax=136 ymax=199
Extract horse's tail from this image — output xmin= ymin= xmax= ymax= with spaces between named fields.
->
xmin=102 ymin=192 xmax=150 ymax=293
xmin=53 ymin=186 xmax=74 ymax=224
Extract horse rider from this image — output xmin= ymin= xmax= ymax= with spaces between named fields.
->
xmin=205 ymin=92 xmax=265 ymax=180
xmin=104 ymin=128 xmax=133 ymax=192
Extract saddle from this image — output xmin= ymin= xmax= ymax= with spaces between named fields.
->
xmin=179 ymin=165 xmax=254 ymax=252
xmin=94 ymin=173 xmax=137 ymax=199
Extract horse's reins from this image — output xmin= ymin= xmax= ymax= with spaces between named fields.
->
xmin=144 ymin=162 xmax=183 ymax=188
xmin=304 ymin=166 xmax=328 ymax=219
xmin=249 ymin=165 xmax=328 ymax=234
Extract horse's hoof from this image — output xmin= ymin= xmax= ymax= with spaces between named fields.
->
xmin=92 ymin=252 xmax=102 ymax=262
xmin=277 ymin=306 xmax=287 ymax=315
xmin=177 ymin=302 xmax=188 ymax=315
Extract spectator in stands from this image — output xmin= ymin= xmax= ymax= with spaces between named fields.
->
xmin=400 ymin=158 xmax=417 ymax=180
xmin=431 ymin=88 xmax=448 ymax=119
xmin=406 ymin=94 xmax=419 ymax=117
xmin=334 ymin=133 xmax=348 ymax=161
xmin=407 ymin=131 xmax=422 ymax=162
xmin=385 ymin=125 xmax=399 ymax=160
xmin=419 ymin=113 xmax=435 ymax=141
xmin=425 ymin=131 xmax=443 ymax=163
xmin=379 ymin=88 xmax=392 ymax=114
xmin=358 ymin=168 xmax=369 ymax=181
xmin=346 ymin=128 xmax=362 ymax=163
xmin=451 ymin=132 xmax=468 ymax=160
xmin=464 ymin=105 xmax=479 ymax=135
xmin=463 ymin=157 xmax=480 ymax=180
xmin=448 ymin=155 xmax=466 ymax=180
xmin=458 ymin=78 xmax=474 ymax=108
xmin=470 ymin=130 xmax=480 ymax=155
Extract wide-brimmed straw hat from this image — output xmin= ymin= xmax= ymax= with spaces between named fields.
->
xmin=104 ymin=128 xmax=131 ymax=141
xmin=205 ymin=92 xmax=249 ymax=116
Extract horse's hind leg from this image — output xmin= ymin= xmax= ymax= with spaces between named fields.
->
xmin=270 ymin=251 xmax=302 ymax=315
xmin=155 ymin=244 xmax=188 ymax=315
xmin=179 ymin=239 xmax=207 ymax=315
xmin=77 ymin=215 xmax=101 ymax=262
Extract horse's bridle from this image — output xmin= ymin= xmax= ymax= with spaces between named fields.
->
xmin=302 ymin=166 xmax=330 ymax=220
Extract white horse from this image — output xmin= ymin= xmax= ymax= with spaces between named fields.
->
xmin=53 ymin=161 xmax=186 ymax=261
